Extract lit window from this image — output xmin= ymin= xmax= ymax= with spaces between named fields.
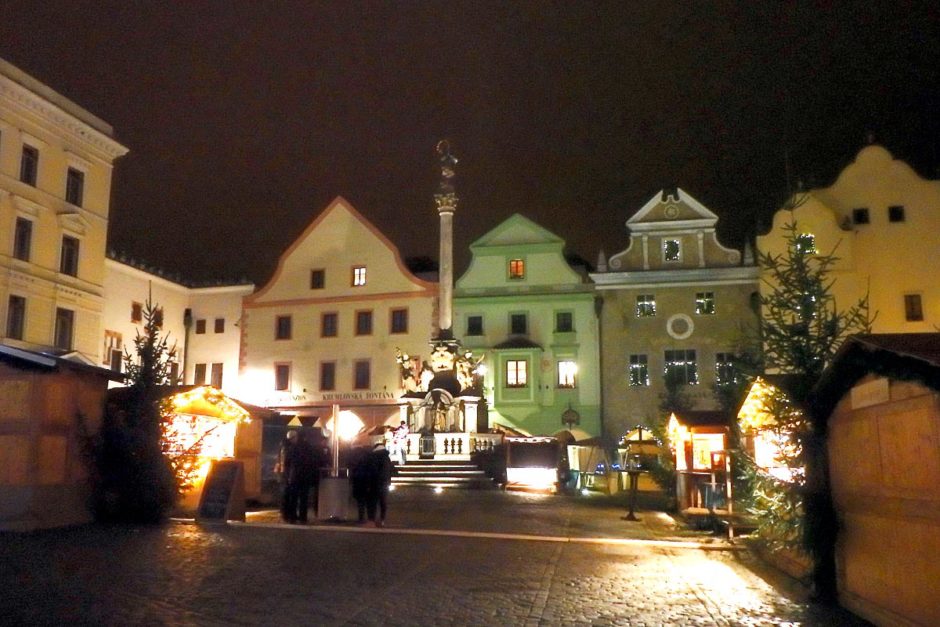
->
xmin=310 ymin=269 xmax=325 ymax=289
xmin=695 ymin=292 xmax=715 ymax=315
xmin=629 ymin=354 xmax=649 ymax=387
xmin=510 ymin=313 xmax=527 ymax=335
xmin=320 ymin=362 xmax=336 ymax=391
xmin=555 ymin=311 xmax=573 ymax=332
xmin=715 ymin=353 xmax=736 ymax=386
xmin=20 ymin=145 xmax=38 ymax=186
xmin=636 ymin=294 xmax=656 ymax=317
xmin=356 ymin=310 xmax=373 ymax=336
xmin=131 ymin=302 xmax=143 ymax=324
xmin=557 ymin=360 xmax=577 ymax=388
xmin=54 ymin=307 xmax=74 ymax=351
xmin=794 ymin=233 xmax=816 ymax=255
xmin=664 ymin=349 xmax=698 ymax=385
xmin=194 ymin=363 xmax=207 ymax=385
xmin=390 ymin=308 xmax=408 ymax=334
xmin=352 ymin=266 xmax=367 ymax=286
xmin=60 ymin=235 xmax=80 ymax=276
xmin=466 ymin=315 xmax=483 ymax=336
xmin=888 ymin=205 xmax=905 ymax=223
xmin=663 ymin=239 xmax=681 ymax=262
xmin=321 ymin=312 xmax=338 ymax=337
xmin=904 ymin=294 xmax=924 ymax=322
xmin=6 ymin=295 xmax=25 ymax=340
xmin=13 ymin=217 xmax=32 ymax=261
xmin=210 ymin=363 xmax=223 ymax=388
xmin=508 ymin=258 xmax=525 ymax=279
xmin=66 ymin=167 xmax=84 ymax=206
xmin=354 ymin=360 xmax=371 ymax=390
xmin=274 ymin=363 xmax=291 ymax=391
xmin=275 ymin=315 xmax=292 ymax=340
xmin=214 ymin=318 xmax=225 ymax=333
xmin=195 ymin=319 xmax=206 ymax=334
xmin=852 ymin=208 xmax=869 ymax=225
xmin=506 ymin=360 xmax=527 ymax=387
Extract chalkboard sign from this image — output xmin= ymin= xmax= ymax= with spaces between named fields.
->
xmin=196 ymin=459 xmax=246 ymax=523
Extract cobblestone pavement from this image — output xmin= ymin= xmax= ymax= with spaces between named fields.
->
xmin=0 ymin=489 xmax=869 ymax=626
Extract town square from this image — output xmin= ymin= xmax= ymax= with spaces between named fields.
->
xmin=1 ymin=4 xmax=939 ymax=625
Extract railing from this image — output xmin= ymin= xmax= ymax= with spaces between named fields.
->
xmin=401 ymin=432 xmax=504 ymax=458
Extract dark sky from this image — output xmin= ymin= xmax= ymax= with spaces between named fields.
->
xmin=2 ymin=2 xmax=938 ymax=285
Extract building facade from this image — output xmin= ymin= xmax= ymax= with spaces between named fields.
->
xmin=100 ymin=258 xmax=252 ymax=395
xmin=757 ymin=144 xmax=940 ymax=333
xmin=591 ymin=188 xmax=759 ymax=437
xmin=0 ymin=58 xmax=128 ymax=363
xmin=239 ymin=197 xmax=437 ymax=426
xmin=454 ymin=214 xmax=601 ymax=437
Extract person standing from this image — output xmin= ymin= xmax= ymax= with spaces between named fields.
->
xmin=277 ymin=429 xmax=298 ymax=523
xmin=365 ymin=441 xmax=395 ymax=527
xmin=286 ymin=429 xmax=317 ymax=523
xmin=349 ymin=445 xmax=371 ymax=524
xmin=392 ymin=420 xmax=409 ymax=465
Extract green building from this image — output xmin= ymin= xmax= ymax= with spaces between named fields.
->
xmin=454 ymin=214 xmax=601 ymax=437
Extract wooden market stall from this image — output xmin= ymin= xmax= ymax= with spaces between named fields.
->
xmin=667 ymin=411 xmax=732 ymax=513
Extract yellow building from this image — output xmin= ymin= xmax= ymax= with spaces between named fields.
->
xmin=0 ymin=58 xmax=128 ymax=363
xmin=591 ymin=188 xmax=759 ymax=436
xmin=757 ymin=144 xmax=940 ymax=332
xmin=239 ymin=197 xmax=437 ymax=428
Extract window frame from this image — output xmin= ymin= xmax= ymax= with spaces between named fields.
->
xmin=195 ymin=319 xmax=206 ymax=334
xmin=556 ymin=360 xmax=577 ymax=388
xmin=193 ymin=363 xmax=207 ymax=385
xmin=65 ymin=167 xmax=85 ymax=207
xmin=13 ymin=217 xmax=32 ymax=262
xmin=6 ymin=294 xmax=26 ymax=340
xmin=274 ymin=363 xmax=291 ymax=391
xmin=390 ymin=307 xmax=408 ymax=334
xmin=214 ymin=318 xmax=225 ymax=334
xmin=715 ymin=352 xmax=736 ymax=386
xmin=321 ymin=312 xmax=338 ymax=338
xmin=466 ymin=315 xmax=483 ymax=336
xmin=355 ymin=309 xmax=373 ymax=336
xmin=904 ymin=293 xmax=924 ymax=322
xmin=852 ymin=208 xmax=870 ymax=225
xmin=664 ymin=348 xmax=698 ymax=385
xmin=695 ymin=291 xmax=716 ymax=315
xmin=54 ymin=307 xmax=74 ymax=351
xmin=275 ymin=315 xmax=292 ymax=340
xmin=555 ymin=311 xmax=574 ymax=333
xmin=888 ymin=205 xmax=906 ymax=223
xmin=320 ymin=361 xmax=337 ymax=391
xmin=310 ymin=268 xmax=325 ymax=289
xmin=629 ymin=353 xmax=649 ymax=387
xmin=636 ymin=294 xmax=656 ymax=317
xmin=59 ymin=235 xmax=80 ymax=276
xmin=352 ymin=265 xmax=367 ymax=287
xmin=20 ymin=144 xmax=38 ymax=186
xmin=210 ymin=362 xmax=224 ymax=388
xmin=508 ymin=258 xmax=526 ymax=280
xmin=353 ymin=359 xmax=371 ymax=390
xmin=506 ymin=359 xmax=528 ymax=388
xmin=509 ymin=312 xmax=528 ymax=335
xmin=663 ymin=238 xmax=682 ymax=263
xmin=794 ymin=233 xmax=816 ymax=255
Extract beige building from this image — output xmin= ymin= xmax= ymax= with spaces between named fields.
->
xmin=100 ymin=258 xmax=252 ymax=395
xmin=239 ymin=197 xmax=437 ymax=426
xmin=591 ymin=188 xmax=759 ymax=436
xmin=757 ymin=144 xmax=940 ymax=333
xmin=0 ymin=58 xmax=128 ymax=363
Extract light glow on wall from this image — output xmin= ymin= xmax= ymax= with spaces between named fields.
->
xmin=323 ymin=410 xmax=365 ymax=441
xmin=506 ymin=467 xmax=557 ymax=492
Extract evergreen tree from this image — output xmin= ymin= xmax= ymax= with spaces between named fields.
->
xmin=91 ymin=300 xmax=178 ymax=522
xmin=755 ymin=217 xmax=871 ymax=600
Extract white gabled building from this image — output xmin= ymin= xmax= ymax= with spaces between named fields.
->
xmin=239 ymin=197 xmax=437 ymax=427
xmin=0 ymin=57 xmax=128 ymax=363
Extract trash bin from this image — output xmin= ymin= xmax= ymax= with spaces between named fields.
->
xmin=318 ymin=469 xmax=350 ymax=521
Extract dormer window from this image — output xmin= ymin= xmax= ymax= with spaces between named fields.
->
xmin=888 ymin=205 xmax=905 ymax=223
xmin=663 ymin=239 xmax=681 ymax=262
xmin=508 ymin=258 xmax=525 ymax=279
xmin=852 ymin=208 xmax=869 ymax=225
xmin=794 ymin=233 xmax=816 ymax=255
xmin=352 ymin=266 xmax=367 ymax=286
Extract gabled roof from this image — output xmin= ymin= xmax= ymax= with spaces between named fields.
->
xmin=811 ymin=333 xmax=940 ymax=420
xmin=627 ymin=188 xmax=718 ymax=230
xmin=470 ymin=213 xmax=565 ymax=250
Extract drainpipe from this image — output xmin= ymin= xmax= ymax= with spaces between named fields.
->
xmin=182 ymin=307 xmax=193 ymax=384
xmin=594 ymin=294 xmax=604 ymax=437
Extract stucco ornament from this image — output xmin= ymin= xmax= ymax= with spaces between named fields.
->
xmin=666 ymin=313 xmax=694 ymax=340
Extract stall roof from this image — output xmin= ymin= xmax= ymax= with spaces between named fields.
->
xmin=811 ymin=333 xmax=940 ymax=421
xmin=0 ymin=344 xmax=124 ymax=381
xmin=673 ymin=410 xmax=730 ymax=428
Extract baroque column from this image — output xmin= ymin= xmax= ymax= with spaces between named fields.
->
xmin=434 ymin=140 xmax=458 ymax=339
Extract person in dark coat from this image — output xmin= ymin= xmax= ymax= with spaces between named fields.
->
xmin=286 ymin=429 xmax=318 ymax=523
xmin=277 ymin=429 xmax=298 ymax=523
xmin=365 ymin=441 xmax=395 ymax=527
xmin=348 ymin=445 xmax=371 ymax=524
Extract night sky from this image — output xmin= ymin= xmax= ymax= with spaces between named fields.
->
xmin=2 ymin=2 xmax=938 ymax=285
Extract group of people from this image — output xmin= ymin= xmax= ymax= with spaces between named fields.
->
xmin=276 ymin=429 xmax=329 ymax=524
xmin=276 ymin=422 xmax=408 ymax=527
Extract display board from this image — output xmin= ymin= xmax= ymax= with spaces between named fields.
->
xmin=196 ymin=459 xmax=246 ymax=522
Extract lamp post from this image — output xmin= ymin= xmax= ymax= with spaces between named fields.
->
xmin=622 ymin=454 xmax=641 ymax=522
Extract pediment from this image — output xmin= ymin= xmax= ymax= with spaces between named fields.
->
xmin=471 ymin=213 xmax=564 ymax=249
xmin=627 ymin=188 xmax=718 ymax=228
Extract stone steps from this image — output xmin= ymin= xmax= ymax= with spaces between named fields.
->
xmin=392 ymin=460 xmax=495 ymax=490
